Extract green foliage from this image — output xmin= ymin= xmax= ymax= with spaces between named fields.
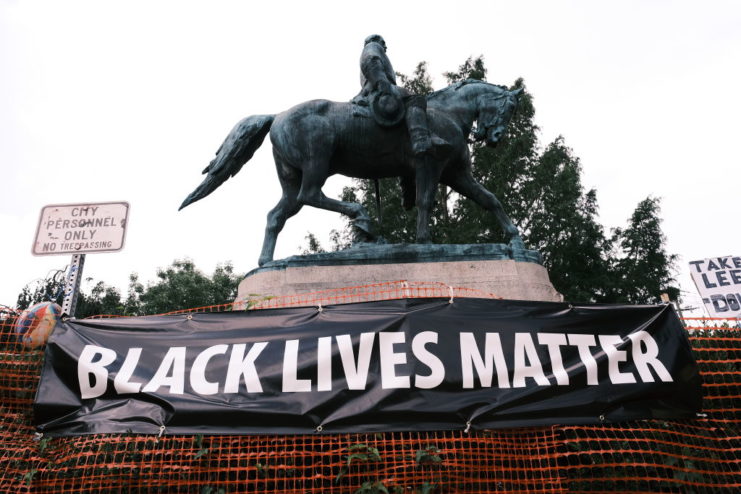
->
xmin=354 ymin=481 xmax=389 ymax=494
xmin=15 ymin=268 xmax=138 ymax=317
xmin=16 ymin=269 xmax=66 ymax=310
xmin=200 ymin=487 xmax=226 ymax=494
xmin=193 ymin=434 xmax=210 ymax=460
xmin=23 ymin=469 xmax=37 ymax=487
xmin=307 ymin=57 xmax=678 ymax=304
xmin=134 ymin=259 xmax=241 ymax=314
xmin=397 ymin=61 xmax=434 ymax=96
xmin=76 ymin=278 xmax=139 ymax=317
xmin=13 ymin=258 xmax=242 ymax=317
xmin=336 ymin=443 xmax=383 ymax=484
xmin=346 ymin=443 xmax=382 ymax=466
xmin=38 ymin=436 xmax=52 ymax=454
xmin=417 ymin=483 xmax=438 ymax=494
xmin=609 ymin=197 xmax=678 ymax=304
xmin=301 ymin=232 xmax=326 ymax=254
xmin=255 ymin=461 xmax=269 ymax=478
xmin=443 ymin=55 xmax=487 ymax=82
xmin=414 ymin=446 xmax=442 ymax=465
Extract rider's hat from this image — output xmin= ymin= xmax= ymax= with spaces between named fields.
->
xmin=364 ymin=34 xmax=386 ymax=51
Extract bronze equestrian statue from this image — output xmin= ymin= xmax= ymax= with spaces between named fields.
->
xmin=180 ymin=36 xmax=524 ymax=266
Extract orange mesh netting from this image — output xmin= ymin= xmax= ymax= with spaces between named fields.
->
xmin=1 ymin=282 xmax=739 ymax=493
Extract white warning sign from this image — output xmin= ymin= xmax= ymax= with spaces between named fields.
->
xmin=32 ymin=202 xmax=130 ymax=256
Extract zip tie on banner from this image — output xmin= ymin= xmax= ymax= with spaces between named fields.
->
xmin=448 ymin=285 xmax=455 ymax=304
xmin=157 ymin=425 xmax=166 ymax=439
xmin=464 ymin=420 xmax=471 ymax=434
xmin=317 ymin=301 xmax=323 ymax=313
xmin=402 ymin=280 xmax=411 ymax=299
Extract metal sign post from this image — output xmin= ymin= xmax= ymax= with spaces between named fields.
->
xmin=61 ymin=254 xmax=86 ymax=318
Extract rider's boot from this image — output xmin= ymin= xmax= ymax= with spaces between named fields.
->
xmin=406 ymin=96 xmax=440 ymax=156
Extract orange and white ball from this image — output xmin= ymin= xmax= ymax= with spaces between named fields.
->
xmin=15 ymin=302 xmax=62 ymax=348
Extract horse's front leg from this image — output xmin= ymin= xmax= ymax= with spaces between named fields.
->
xmin=415 ymin=158 xmax=438 ymax=244
xmin=444 ymin=169 xmax=525 ymax=250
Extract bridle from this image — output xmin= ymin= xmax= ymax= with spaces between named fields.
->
xmin=472 ymin=92 xmax=514 ymax=142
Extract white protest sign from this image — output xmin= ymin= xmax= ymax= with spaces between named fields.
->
xmin=689 ymin=255 xmax=741 ymax=317
xmin=32 ymin=202 xmax=130 ymax=256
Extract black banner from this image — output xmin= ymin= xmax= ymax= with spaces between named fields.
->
xmin=35 ymin=298 xmax=702 ymax=436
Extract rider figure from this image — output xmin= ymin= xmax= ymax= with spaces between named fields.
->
xmin=352 ymin=34 xmax=446 ymax=156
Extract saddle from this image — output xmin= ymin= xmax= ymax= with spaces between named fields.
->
xmin=350 ymin=84 xmax=406 ymax=127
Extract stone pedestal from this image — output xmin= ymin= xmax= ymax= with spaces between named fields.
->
xmin=236 ymin=243 xmax=562 ymax=307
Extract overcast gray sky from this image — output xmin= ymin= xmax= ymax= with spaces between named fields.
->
xmin=1 ymin=0 xmax=739 ymax=314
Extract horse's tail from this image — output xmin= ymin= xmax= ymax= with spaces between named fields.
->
xmin=179 ymin=114 xmax=275 ymax=210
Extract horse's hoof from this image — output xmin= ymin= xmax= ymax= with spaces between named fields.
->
xmin=258 ymin=256 xmax=272 ymax=266
xmin=509 ymin=237 xmax=525 ymax=250
xmin=351 ymin=218 xmax=375 ymax=241
xmin=352 ymin=232 xmax=375 ymax=244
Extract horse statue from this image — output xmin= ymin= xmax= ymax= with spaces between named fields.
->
xmin=180 ymin=80 xmax=524 ymax=266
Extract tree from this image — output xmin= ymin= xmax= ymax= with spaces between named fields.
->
xmin=16 ymin=269 xmax=67 ymax=311
xmin=14 ymin=259 xmax=243 ymax=317
xmin=398 ymin=61 xmax=435 ymax=95
xmin=301 ymin=232 xmax=326 ymax=254
xmin=132 ymin=259 xmax=241 ymax=314
xmin=76 ymin=281 xmax=126 ymax=317
xmin=443 ymin=56 xmax=487 ymax=83
xmin=15 ymin=268 xmax=136 ymax=318
xmin=609 ymin=197 xmax=678 ymax=304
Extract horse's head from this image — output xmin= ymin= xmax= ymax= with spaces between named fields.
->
xmin=473 ymin=87 xmax=523 ymax=147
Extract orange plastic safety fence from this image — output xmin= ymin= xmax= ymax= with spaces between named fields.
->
xmin=1 ymin=287 xmax=740 ymax=493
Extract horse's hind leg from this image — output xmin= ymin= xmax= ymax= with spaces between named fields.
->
xmin=444 ymin=170 xmax=525 ymax=249
xmin=258 ymin=172 xmax=303 ymax=266
xmin=415 ymin=165 xmax=436 ymax=244
xmin=415 ymin=157 xmax=445 ymax=244
xmin=297 ymin=164 xmax=375 ymax=243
